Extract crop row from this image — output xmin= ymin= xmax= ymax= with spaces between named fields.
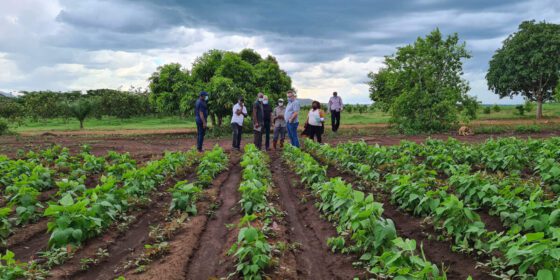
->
xmin=0 ymin=148 xmax=203 ymax=279
xmin=304 ymin=138 xmax=560 ymax=279
xmin=228 ymin=144 xmax=276 ymax=280
xmin=283 ymin=143 xmax=446 ymax=279
xmin=0 ymin=147 xmax=137 ymax=245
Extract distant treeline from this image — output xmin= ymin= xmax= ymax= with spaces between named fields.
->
xmin=0 ymin=89 xmax=153 ymax=120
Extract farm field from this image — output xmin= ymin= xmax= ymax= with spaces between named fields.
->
xmin=0 ymin=132 xmax=559 ymax=279
xmin=11 ymin=103 xmax=560 ymax=135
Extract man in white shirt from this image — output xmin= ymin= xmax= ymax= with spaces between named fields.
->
xmin=231 ymin=96 xmax=248 ymax=151
xmin=328 ymin=91 xmax=343 ymax=132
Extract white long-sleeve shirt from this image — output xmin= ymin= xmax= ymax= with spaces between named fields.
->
xmin=231 ymin=103 xmax=248 ymax=125
xmin=328 ymin=96 xmax=343 ymax=111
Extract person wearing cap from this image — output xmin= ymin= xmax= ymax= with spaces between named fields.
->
xmin=195 ymin=91 xmax=209 ymax=152
xmin=272 ymin=98 xmax=287 ymax=149
xmin=231 ymin=96 xmax=247 ymax=151
xmin=262 ymin=95 xmax=273 ymax=150
xmin=252 ymin=92 xmax=265 ymax=149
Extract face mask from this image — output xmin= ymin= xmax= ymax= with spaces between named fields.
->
xmin=258 ymin=98 xmax=264 ymax=102
xmin=205 ymin=96 xmax=208 ymax=101
xmin=278 ymin=102 xmax=284 ymax=106
xmin=263 ymin=100 xmax=268 ymax=105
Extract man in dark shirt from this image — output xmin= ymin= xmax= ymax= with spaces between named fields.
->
xmin=195 ymin=91 xmax=209 ymax=152
xmin=252 ymin=92 xmax=264 ymax=150
xmin=262 ymin=95 xmax=272 ymax=150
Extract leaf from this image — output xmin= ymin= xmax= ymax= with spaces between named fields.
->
xmin=537 ymin=269 xmax=553 ymax=280
xmin=59 ymin=194 xmax=75 ymax=207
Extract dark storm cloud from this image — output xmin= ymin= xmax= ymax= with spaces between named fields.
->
xmin=1 ymin=0 xmax=559 ymax=103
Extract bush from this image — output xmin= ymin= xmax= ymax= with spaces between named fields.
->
xmin=0 ymin=119 xmax=10 ymax=135
xmin=483 ymin=107 xmax=492 ymax=114
xmin=474 ymin=125 xmax=508 ymax=134
xmin=493 ymin=104 xmax=501 ymax=112
xmin=515 ymin=105 xmax=526 ymax=115
xmin=524 ymin=101 xmax=534 ymax=113
xmin=515 ymin=124 xmax=541 ymax=133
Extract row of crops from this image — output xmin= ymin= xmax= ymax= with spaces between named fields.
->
xmin=303 ymin=137 xmax=560 ymax=279
xmin=0 ymin=145 xmax=230 ymax=279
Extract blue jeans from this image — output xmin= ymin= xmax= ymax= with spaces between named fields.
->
xmin=287 ymin=122 xmax=300 ymax=148
xmin=196 ymin=121 xmax=205 ymax=151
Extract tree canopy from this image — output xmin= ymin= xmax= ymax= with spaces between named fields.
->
xmin=368 ymin=29 xmax=477 ymax=133
xmin=487 ymin=20 xmax=560 ymax=119
xmin=148 ymin=49 xmax=292 ymax=126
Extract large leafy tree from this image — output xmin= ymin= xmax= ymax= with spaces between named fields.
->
xmin=487 ymin=20 xmax=560 ymax=119
xmin=152 ymin=49 xmax=292 ymax=127
xmin=148 ymin=63 xmax=191 ymax=114
xmin=368 ymin=29 xmax=477 ymax=133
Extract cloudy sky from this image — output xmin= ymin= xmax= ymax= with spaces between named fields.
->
xmin=1 ymin=0 xmax=558 ymax=104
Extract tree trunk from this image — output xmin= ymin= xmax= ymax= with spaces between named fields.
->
xmin=218 ymin=116 xmax=223 ymax=127
xmin=79 ymin=119 xmax=84 ymax=129
xmin=210 ymin=114 xmax=216 ymax=127
xmin=536 ymin=90 xmax=543 ymax=119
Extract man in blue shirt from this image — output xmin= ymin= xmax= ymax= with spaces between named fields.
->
xmin=195 ymin=91 xmax=209 ymax=152
xmin=284 ymin=90 xmax=300 ymax=148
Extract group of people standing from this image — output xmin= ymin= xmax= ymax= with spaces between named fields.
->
xmin=194 ymin=90 xmax=343 ymax=152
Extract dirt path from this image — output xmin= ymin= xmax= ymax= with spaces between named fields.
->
xmin=321 ymin=163 xmax=493 ymax=280
xmin=183 ymin=155 xmax=242 ymax=279
xmin=271 ymin=152 xmax=368 ymax=280
xmin=122 ymin=158 xmax=232 ymax=280
xmin=70 ymin=170 xmax=196 ymax=280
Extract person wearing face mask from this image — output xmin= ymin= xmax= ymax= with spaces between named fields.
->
xmin=231 ymin=96 xmax=247 ymax=151
xmin=305 ymin=101 xmax=325 ymax=143
xmin=284 ymin=90 xmax=301 ymax=148
xmin=272 ymin=98 xmax=287 ymax=149
xmin=252 ymin=92 xmax=265 ymax=150
xmin=262 ymin=95 xmax=273 ymax=150
xmin=195 ymin=91 xmax=209 ymax=152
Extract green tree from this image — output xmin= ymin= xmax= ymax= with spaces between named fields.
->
xmin=487 ymin=20 xmax=560 ymax=119
xmin=148 ymin=63 xmax=191 ymax=114
xmin=67 ymin=98 xmax=97 ymax=129
xmin=239 ymin=48 xmax=263 ymax=66
xmin=368 ymin=29 xmax=477 ymax=133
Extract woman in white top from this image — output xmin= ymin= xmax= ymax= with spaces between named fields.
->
xmin=305 ymin=101 xmax=325 ymax=143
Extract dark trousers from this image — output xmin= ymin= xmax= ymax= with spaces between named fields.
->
xmin=231 ymin=123 xmax=242 ymax=149
xmin=196 ymin=121 xmax=205 ymax=151
xmin=263 ymin=121 xmax=271 ymax=150
xmin=254 ymin=128 xmax=263 ymax=150
xmin=331 ymin=110 xmax=341 ymax=132
xmin=307 ymin=124 xmax=323 ymax=143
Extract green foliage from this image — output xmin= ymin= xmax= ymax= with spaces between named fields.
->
xmin=168 ymin=181 xmax=201 ymax=215
xmin=483 ymin=106 xmax=492 ymax=114
xmin=368 ymin=29 xmax=477 ymax=133
xmin=515 ymin=105 xmax=526 ymax=115
xmin=493 ymin=104 xmax=501 ymax=112
xmin=284 ymin=143 xmax=445 ymax=279
xmin=86 ymin=89 xmax=152 ymax=118
xmin=228 ymin=225 xmax=272 ymax=280
xmin=239 ymin=144 xmax=271 ymax=214
xmin=487 ymin=20 xmax=560 ymax=119
xmin=196 ymin=146 xmax=229 ymax=188
xmin=152 ymin=49 xmax=291 ymax=126
xmin=66 ymin=98 xmax=98 ymax=129
xmin=0 ymin=118 xmax=10 ymax=135
xmin=0 ymin=250 xmax=28 ymax=279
